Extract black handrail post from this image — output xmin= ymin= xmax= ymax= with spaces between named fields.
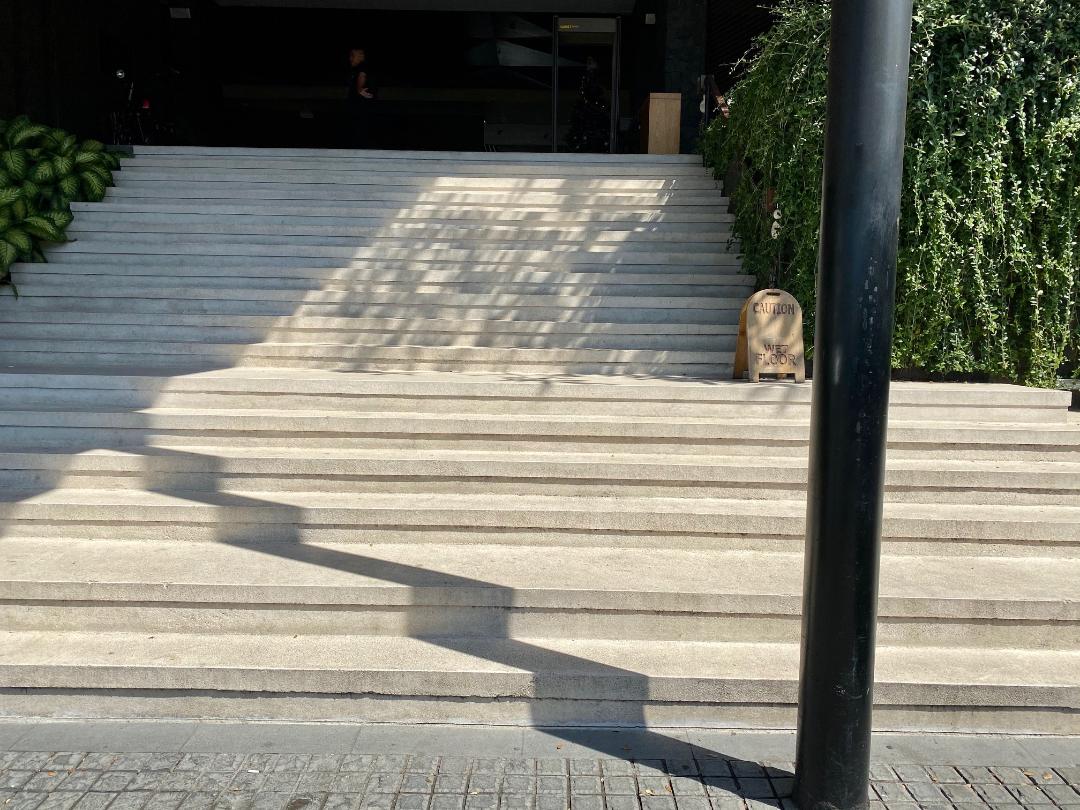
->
xmin=794 ymin=0 xmax=913 ymax=808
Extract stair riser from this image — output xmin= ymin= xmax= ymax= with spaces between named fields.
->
xmin=0 ymin=372 xmax=1066 ymax=410
xmin=0 ymin=330 xmax=739 ymax=353
xmin=11 ymin=263 xmax=755 ymax=284
xmin=115 ymin=168 xmax=724 ymax=190
xmin=1 ymin=663 xmax=1074 ymax=724
xmin=3 ymin=472 xmax=1076 ymax=506
xmin=12 ymin=252 xmax=740 ymax=271
xmin=2 ymin=605 xmax=1072 ymax=649
xmin=0 ymin=525 xmax=1065 ymax=558
xmin=0 ymin=312 xmax=744 ymax=332
xmin=122 ymin=159 xmax=718 ymax=177
xmin=0 ymin=355 xmax=734 ymax=377
xmin=50 ymin=242 xmax=740 ymax=265
xmin=0 ymin=340 xmax=730 ymax=363
xmin=61 ymin=229 xmax=737 ymax=255
xmin=68 ymin=221 xmax=738 ymax=243
xmin=109 ymin=180 xmax=730 ymax=203
xmin=2 ymin=300 xmax=739 ymax=323
xmin=1 ymin=390 xmax=1065 ymax=426
xmin=2 ymin=690 xmax=1076 ymax=734
xmin=2 ymin=431 xmax=1075 ymax=464
xmin=108 ymin=183 xmax=730 ymax=207
xmin=132 ymin=146 xmax=704 ymax=162
xmin=75 ymin=202 xmax=737 ymax=224
xmin=8 ymin=279 xmax=755 ymax=298
xmin=1 ymin=507 xmax=1074 ymax=545
xmin=0 ymin=413 xmax=1072 ymax=445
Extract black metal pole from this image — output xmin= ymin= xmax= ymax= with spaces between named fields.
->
xmin=794 ymin=0 xmax=912 ymax=808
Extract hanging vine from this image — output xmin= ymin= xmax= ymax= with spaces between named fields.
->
xmin=702 ymin=0 xmax=1080 ymax=386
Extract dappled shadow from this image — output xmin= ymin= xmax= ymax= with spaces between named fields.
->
xmin=0 ymin=148 xmax=804 ymax=794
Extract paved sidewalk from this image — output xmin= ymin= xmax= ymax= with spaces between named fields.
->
xmin=0 ymin=722 xmax=1077 ymax=810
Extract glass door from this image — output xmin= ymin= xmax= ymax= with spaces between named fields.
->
xmin=552 ymin=17 xmax=621 ymax=153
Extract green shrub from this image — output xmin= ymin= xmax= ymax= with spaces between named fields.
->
xmin=0 ymin=116 xmax=121 ymax=292
xmin=703 ymin=0 xmax=1080 ymax=386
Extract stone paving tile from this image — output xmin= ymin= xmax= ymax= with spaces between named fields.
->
xmin=2 ymin=750 xmax=1079 ymax=810
xmin=603 ymin=777 xmax=637 ymax=796
xmin=1056 ymin=768 xmax=1080 ymax=785
xmin=535 ymin=795 xmax=568 ymax=810
xmin=399 ymin=794 xmax=433 ymax=810
xmin=571 ymin=795 xmax=605 ymax=810
xmin=466 ymin=794 xmax=498 ymax=810
xmin=570 ymin=777 xmax=603 ymax=795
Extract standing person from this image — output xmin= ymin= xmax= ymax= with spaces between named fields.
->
xmin=346 ymin=47 xmax=375 ymax=148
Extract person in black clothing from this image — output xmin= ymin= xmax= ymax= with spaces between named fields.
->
xmin=347 ymin=47 xmax=375 ymax=148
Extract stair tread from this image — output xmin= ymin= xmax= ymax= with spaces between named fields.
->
xmin=1 ymin=631 xmax=1077 ymax=695
xmin=2 ymin=538 xmax=1078 ymax=613
xmin=3 ymin=446 xmax=1077 ymax=473
xmin=4 ymin=407 xmax=1077 ymax=436
xmin=5 ymin=487 xmax=1079 ymax=525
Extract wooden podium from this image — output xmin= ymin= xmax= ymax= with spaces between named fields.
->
xmin=639 ymin=92 xmax=681 ymax=154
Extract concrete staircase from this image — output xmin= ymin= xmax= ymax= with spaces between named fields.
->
xmin=0 ymin=146 xmax=1078 ymax=732
xmin=3 ymin=147 xmax=748 ymax=377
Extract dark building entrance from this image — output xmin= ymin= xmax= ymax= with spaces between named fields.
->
xmin=2 ymin=0 xmax=775 ymax=153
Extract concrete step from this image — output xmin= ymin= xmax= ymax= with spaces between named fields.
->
xmin=52 ymin=236 xmax=739 ymax=264
xmin=1 ymin=629 xmax=1076 ymax=730
xmin=12 ymin=254 xmax=737 ymax=275
xmin=74 ymin=200 xmax=736 ymax=224
xmin=5 ymin=283 xmax=744 ymax=308
xmin=2 ymin=449 xmax=1076 ymax=505
xmin=62 ymin=228 xmax=735 ymax=256
xmin=2 ymin=538 xmax=1076 ymax=648
xmin=12 ymin=273 xmax=753 ymax=298
xmin=0 ymin=384 xmax=1062 ymax=425
xmin=67 ymin=214 xmax=737 ymax=242
xmin=0 ymin=340 xmax=733 ymax=369
xmin=106 ymin=182 xmax=730 ymax=208
xmin=1 ymin=488 xmax=1077 ymax=549
xmin=0 ymin=312 xmax=739 ymax=336
xmin=3 ymin=297 xmax=736 ymax=325
xmin=117 ymin=167 xmax=725 ymax=192
xmin=126 ymin=153 xmax=715 ymax=176
xmin=12 ymin=262 xmax=754 ymax=286
xmin=0 ymin=325 xmax=738 ymax=354
xmin=132 ymin=145 xmax=706 ymax=164
xmin=0 ymin=355 xmax=732 ymax=377
xmin=1 ymin=407 xmax=1075 ymax=447
xmin=0 ymin=371 xmax=1069 ymax=421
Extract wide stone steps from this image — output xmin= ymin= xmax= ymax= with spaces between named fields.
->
xmin=1 ymin=629 xmax=1077 ymax=730
xmin=2 ymin=147 xmax=1078 ymax=732
xmin=4 ymin=539 xmax=1076 ymax=648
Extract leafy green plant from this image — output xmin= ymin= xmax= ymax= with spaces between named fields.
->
xmin=703 ymin=0 xmax=1080 ymax=386
xmin=1 ymin=116 xmax=121 ymax=292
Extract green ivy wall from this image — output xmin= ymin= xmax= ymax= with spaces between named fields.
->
xmin=703 ymin=0 xmax=1080 ymax=386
